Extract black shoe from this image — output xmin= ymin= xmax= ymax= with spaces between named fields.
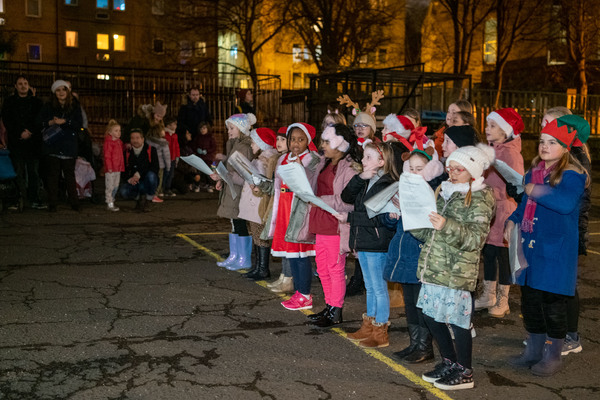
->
xmin=433 ymin=364 xmax=474 ymax=390
xmin=422 ymin=358 xmax=454 ymax=383
xmin=312 ymin=306 xmax=343 ymax=328
xmin=404 ymin=326 xmax=434 ymax=364
xmin=391 ymin=324 xmax=419 ymax=362
xmin=243 ymin=245 xmax=259 ymax=278
xmin=345 ymin=259 xmax=365 ymax=296
xmin=247 ymin=246 xmax=271 ymax=281
xmin=307 ymin=305 xmax=331 ymax=321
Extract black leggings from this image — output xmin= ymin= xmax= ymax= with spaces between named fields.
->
xmin=521 ymin=285 xmax=568 ymax=339
xmin=567 ymin=289 xmax=579 ymax=333
xmin=423 ymin=314 xmax=472 ymax=369
xmin=482 ymin=244 xmax=511 ymax=285
xmin=232 ymin=218 xmax=249 ymax=236
xmin=402 ymin=283 xmax=425 ymax=327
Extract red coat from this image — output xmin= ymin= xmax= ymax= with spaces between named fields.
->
xmin=165 ymin=130 xmax=180 ymax=160
xmin=103 ymin=135 xmax=125 ymax=173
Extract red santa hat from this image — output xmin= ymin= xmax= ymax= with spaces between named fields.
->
xmin=287 ymin=122 xmax=318 ymax=152
xmin=486 ymin=108 xmax=524 ymax=138
xmin=383 ymin=114 xmax=415 ymax=139
xmin=277 ymin=126 xmax=288 ymax=137
xmin=250 ymin=127 xmax=276 ymax=151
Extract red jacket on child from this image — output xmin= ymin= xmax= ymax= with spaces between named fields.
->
xmin=165 ymin=130 xmax=180 ymax=160
xmin=103 ymin=135 xmax=125 ymax=173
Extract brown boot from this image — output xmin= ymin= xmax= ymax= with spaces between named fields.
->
xmin=359 ymin=321 xmax=390 ymax=348
xmin=388 ymin=282 xmax=405 ymax=308
xmin=346 ymin=314 xmax=374 ymax=342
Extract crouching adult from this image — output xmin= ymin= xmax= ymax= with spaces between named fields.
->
xmin=120 ymin=129 xmax=159 ymax=212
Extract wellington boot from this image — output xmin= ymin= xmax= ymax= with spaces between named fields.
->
xmin=242 ymin=245 xmax=259 ymax=278
xmin=227 ymin=235 xmax=252 ymax=271
xmin=270 ymin=276 xmax=294 ymax=293
xmin=388 ymin=282 xmax=405 ymax=308
xmin=359 ymin=321 xmax=390 ymax=348
xmin=531 ymin=338 xmax=564 ymax=377
xmin=508 ymin=332 xmax=546 ymax=368
xmin=312 ymin=306 xmax=343 ymax=328
xmin=404 ymin=326 xmax=434 ymax=364
xmin=346 ymin=314 xmax=374 ymax=342
xmin=267 ymin=274 xmax=284 ymax=288
xmin=391 ymin=324 xmax=419 ymax=361
xmin=216 ymin=234 xmax=239 ymax=267
xmin=246 ymin=246 xmax=271 ymax=280
xmin=474 ymin=280 xmax=497 ymax=310
xmin=308 ymin=305 xmax=331 ymax=321
xmin=489 ymin=284 xmax=511 ymax=318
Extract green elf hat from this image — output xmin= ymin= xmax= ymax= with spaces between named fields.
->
xmin=556 ymin=115 xmax=590 ymax=147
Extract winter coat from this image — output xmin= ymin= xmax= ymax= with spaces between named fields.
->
xmin=311 ymin=155 xmax=360 ymax=254
xmin=164 ymin=130 xmax=180 ymax=161
xmin=103 ymin=135 xmax=125 ymax=173
xmin=412 ymin=180 xmax=495 ymax=291
xmin=217 ymin=135 xmax=255 ymax=220
xmin=263 ymin=150 xmax=321 ymax=243
xmin=1 ymin=92 xmax=43 ymax=156
xmin=238 ymin=148 xmax=278 ymax=224
xmin=122 ymin=142 xmax=159 ymax=181
xmin=571 ymin=146 xmax=592 ymax=255
xmin=341 ymin=172 xmax=397 ymax=252
xmin=176 ymin=96 xmax=212 ymax=147
xmin=484 ymin=137 xmax=524 ymax=247
xmin=147 ymin=137 xmax=171 ymax=171
xmin=38 ymin=99 xmax=83 ymax=159
xmin=257 ymin=151 xmax=282 ymax=221
xmin=508 ymin=169 xmax=586 ymax=296
xmin=192 ymin=132 xmax=217 ymax=165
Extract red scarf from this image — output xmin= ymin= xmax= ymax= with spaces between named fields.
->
xmin=408 ymin=127 xmax=428 ymax=147
xmin=521 ymin=160 xmax=556 ymax=233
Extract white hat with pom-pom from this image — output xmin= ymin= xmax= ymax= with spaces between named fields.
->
xmin=446 ymin=143 xmax=495 ymax=180
xmin=225 ymin=113 xmax=257 ymax=136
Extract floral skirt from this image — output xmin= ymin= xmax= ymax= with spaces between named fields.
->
xmin=416 ymin=283 xmax=472 ymax=329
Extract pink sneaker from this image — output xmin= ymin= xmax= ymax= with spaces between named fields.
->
xmin=281 ymin=291 xmax=312 ymax=310
xmin=152 ymin=196 xmax=164 ymax=203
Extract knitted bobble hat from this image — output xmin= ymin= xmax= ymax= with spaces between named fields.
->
xmin=446 ymin=143 xmax=495 ymax=180
xmin=486 ymin=108 xmax=524 ymax=138
xmin=383 ymin=114 xmax=415 ymax=139
xmin=51 ymin=80 xmax=71 ymax=93
xmin=226 ymin=113 xmax=257 ymax=136
xmin=354 ymin=112 xmax=377 ymax=133
xmin=250 ymin=127 xmax=276 ymax=151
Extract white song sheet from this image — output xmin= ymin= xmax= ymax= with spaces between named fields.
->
xmin=216 ymin=161 xmax=238 ymax=200
xmin=180 ymin=154 xmax=214 ymax=176
xmin=228 ymin=151 xmax=272 ymax=185
xmin=399 ymin=173 xmax=436 ymax=230
xmin=509 ymin=223 xmax=529 ymax=283
xmin=494 ymin=160 xmax=524 ymax=194
xmin=276 ymin=162 xmax=338 ymax=215
xmin=364 ymin=183 xmax=399 ymax=219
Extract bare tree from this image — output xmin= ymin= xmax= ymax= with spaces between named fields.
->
xmin=287 ymin=0 xmax=396 ymax=73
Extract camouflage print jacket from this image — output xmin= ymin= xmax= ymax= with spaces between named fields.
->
xmin=411 ymin=179 xmax=495 ymax=291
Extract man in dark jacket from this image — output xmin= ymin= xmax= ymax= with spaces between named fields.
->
xmin=120 ymin=129 xmax=159 ymax=212
xmin=176 ymin=87 xmax=212 ymax=150
xmin=1 ymin=76 xmax=44 ymax=208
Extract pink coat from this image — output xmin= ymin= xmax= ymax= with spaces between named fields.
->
xmin=103 ymin=135 xmax=125 ymax=173
xmin=484 ymin=137 xmax=524 ymax=247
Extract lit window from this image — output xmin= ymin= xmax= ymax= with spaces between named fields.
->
xmin=64 ymin=0 xmax=78 ymax=5
xmin=315 ymin=45 xmax=322 ymax=61
xmin=65 ymin=31 xmax=78 ymax=47
xmin=97 ymin=34 xmax=109 ymax=50
xmin=97 ymin=74 xmax=110 ymax=80
xmin=153 ymin=38 xmax=164 ymax=54
xmin=180 ymin=41 xmax=192 ymax=58
xmin=26 ymin=0 xmax=41 ymax=17
xmin=113 ymin=34 xmax=126 ymax=51
xmin=303 ymin=47 xmax=310 ymax=60
xmin=292 ymin=44 xmax=301 ymax=63
xmin=483 ymin=18 xmax=497 ymax=64
xmin=96 ymin=0 xmax=108 ymax=9
xmin=113 ymin=0 xmax=125 ymax=11
xmin=195 ymin=41 xmax=206 ymax=57
xmin=27 ymin=44 xmax=42 ymax=61
xmin=152 ymin=0 xmax=164 ymax=15
xmin=230 ymin=44 xmax=238 ymax=59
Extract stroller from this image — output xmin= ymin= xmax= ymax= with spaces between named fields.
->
xmin=0 ymin=149 xmax=22 ymax=212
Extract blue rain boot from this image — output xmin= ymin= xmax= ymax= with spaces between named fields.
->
xmin=227 ymin=235 xmax=253 ymax=271
xmin=508 ymin=332 xmax=546 ymax=368
xmin=531 ymin=337 xmax=564 ymax=377
xmin=217 ymin=234 xmax=239 ymax=267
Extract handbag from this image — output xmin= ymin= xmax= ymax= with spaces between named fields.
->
xmin=42 ymin=124 xmax=65 ymax=145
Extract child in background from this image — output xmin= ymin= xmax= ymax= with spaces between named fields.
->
xmin=267 ymin=123 xmax=320 ymax=310
xmin=434 ymin=100 xmax=474 ymax=158
xmin=411 ymin=144 xmax=495 ymax=390
xmin=403 ymin=108 xmax=421 ymax=128
xmin=442 ymin=125 xmax=479 ymax=159
xmin=163 ymin=117 xmax=180 ymax=196
xmin=475 ymin=109 xmax=524 ymax=317
xmin=238 ymin=127 xmax=279 ymax=280
xmin=506 ymin=117 xmax=588 ymax=377
xmin=103 ymin=119 xmax=124 ymax=212
xmin=146 ymin=124 xmax=171 ymax=203
xmin=340 ymin=142 xmax=397 ymax=348
xmin=321 ymin=110 xmax=347 ymax=132
xmin=193 ymin=122 xmax=217 ymax=192
xmin=211 ymin=113 xmax=256 ymax=270
xmin=385 ymin=145 xmax=444 ymax=364
xmin=307 ymin=124 xmax=361 ymax=328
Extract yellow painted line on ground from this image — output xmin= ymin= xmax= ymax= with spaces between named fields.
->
xmin=587 ymin=249 xmax=600 ymax=256
xmin=177 ymin=233 xmax=453 ymax=400
xmin=179 ymin=232 xmax=229 ymax=236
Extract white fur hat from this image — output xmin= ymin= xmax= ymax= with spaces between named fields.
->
xmin=446 ymin=143 xmax=495 ymax=180
xmin=225 ymin=113 xmax=257 ymax=136
xmin=51 ymin=80 xmax=71 ymax=93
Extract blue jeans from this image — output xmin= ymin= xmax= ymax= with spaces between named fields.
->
xmin=163 ymin=160 xmax=176 ymax=192
xmin=358 ymin=251 xmax=390 ymax=323
xmin=289 ymin=257 xmax=312 ymax=295
xmin=119 ymin=171 xmax=158 ymax=200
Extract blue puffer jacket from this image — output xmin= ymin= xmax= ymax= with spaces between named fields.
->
xmin=382 ymin=215 xmax=423 ymax=284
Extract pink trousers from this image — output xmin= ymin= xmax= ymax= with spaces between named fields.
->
xmin=315 ymin=234 xmax=347 ymax=308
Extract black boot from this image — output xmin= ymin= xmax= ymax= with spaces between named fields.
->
xmin=391 ymin=324 xmax=419 ymax=362
xmin=242 ymin=245 xmax=259 ymax=278
xmin=312 ymin=306 xmax=343 ymax=328
xmin=247 ymin=246 xmax=271 ymax=280
xmin=345 ymin=259 xmax=365 ymax=296
xmin=307 ymin=304 xmax=331 ymax=321
xmin=404 ymin=325 xmax=434 ymax=364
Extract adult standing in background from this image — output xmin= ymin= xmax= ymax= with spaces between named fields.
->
xmin=2 ymin=75 xmax=44 ymax=209
xmin=236 ymin=89 xmax=255 ymax=114
xmin=176 ymin=87 xmax=212 ymax=150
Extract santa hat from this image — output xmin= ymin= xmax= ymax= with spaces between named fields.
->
xmin=153 ymin=102 xmax=168 ymax=118
xmin=541 ymin=118 xmax=578 ymax=150
xmin=277 ymin=126 xmax=287 ymax=137
xmin=486 ymin=108 xmax=524 ymax=138
xmin=556 ymin=115 xmax=590 ymax=147
xmin=354 ymin=112 xmax=376 ymax=133
xmin=250 ymin=127 xmax=276 ymax=151
xmin=445 ymin=125 xmax=479 ymax=148
xmin=446 ymin=143 xmax=495 ymax=180
xmin=287 ymin=122 xmax=318 ymax=152
xmin=51 ymin=80 xmax=71 ymax=93
xmin=321 ymin=126 xmax=350 ymax=153
xmin=383 ymin=114 xmax=415 ymax=139
xmin=225 ymin=113 xmax=257 ymax=136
